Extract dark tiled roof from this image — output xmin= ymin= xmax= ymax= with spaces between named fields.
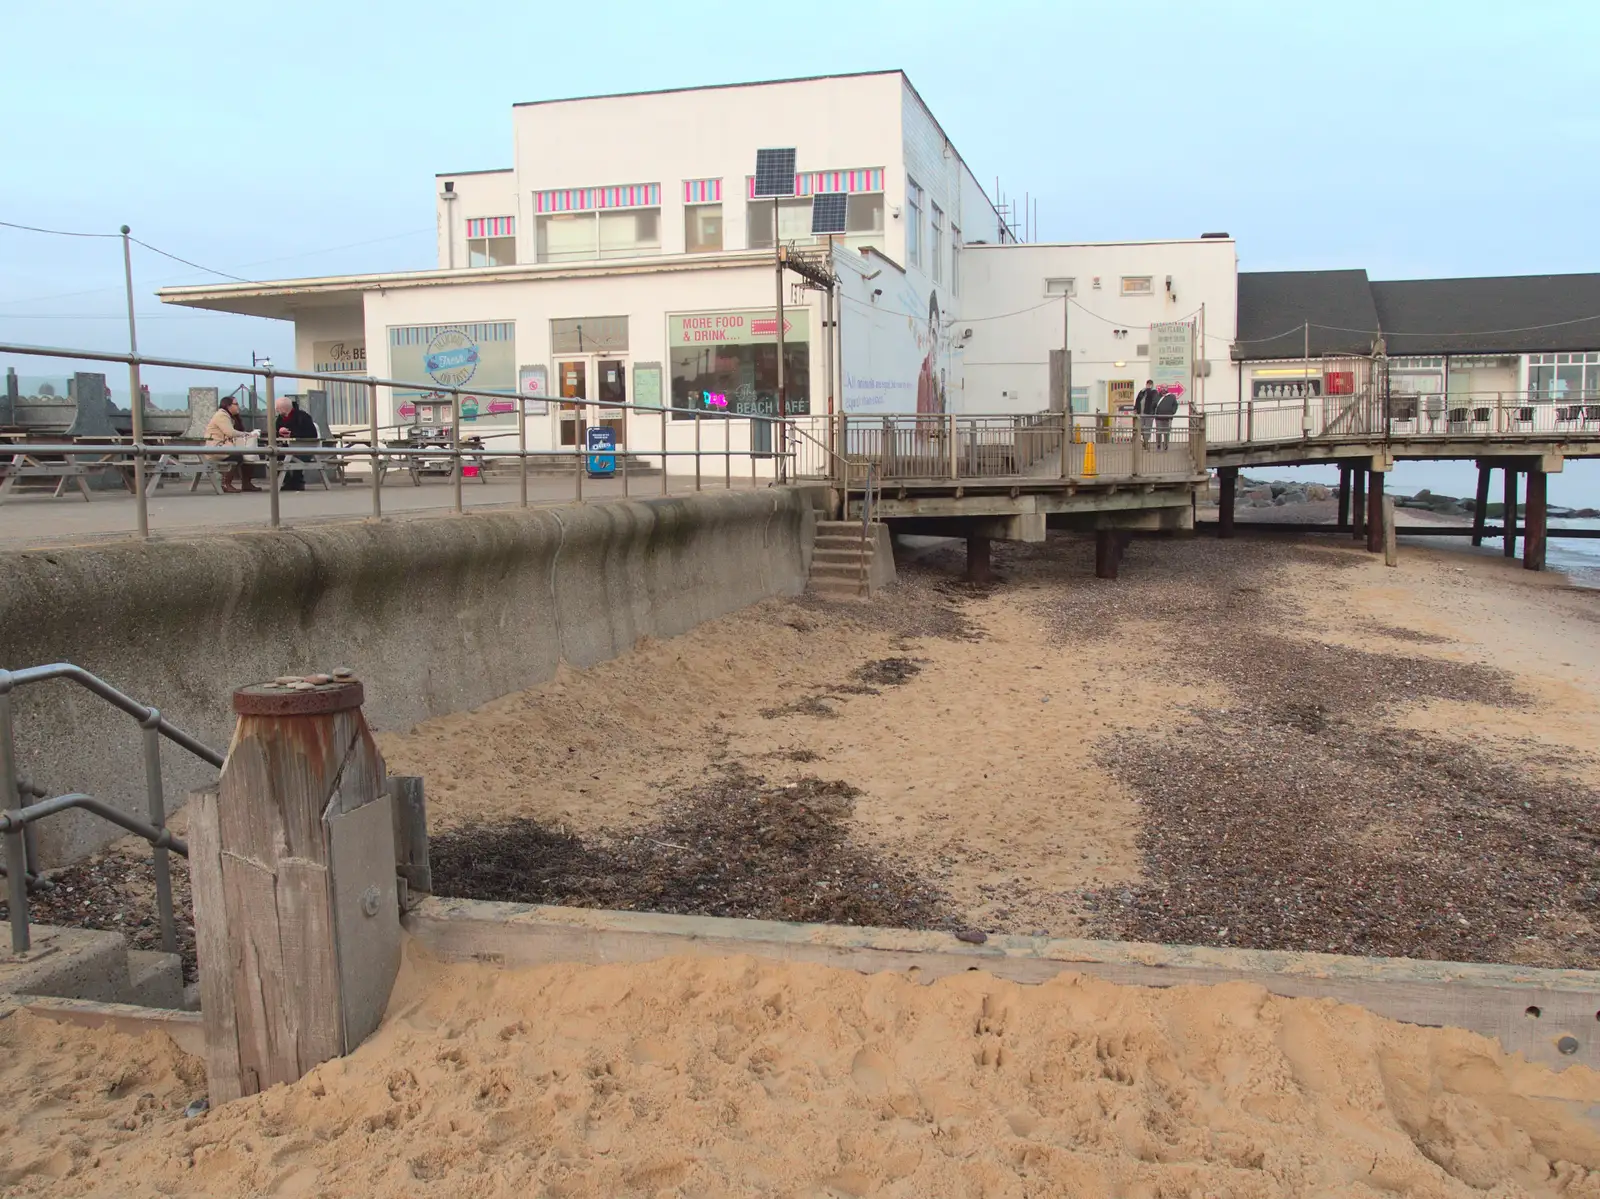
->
xmin=1234 ymin=270 xmax=1381 ymax=360
xmin=1370 ymin=275 xmax=1600 ymax=355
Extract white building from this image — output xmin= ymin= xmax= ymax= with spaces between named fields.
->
xmin=162 ymin=71 xmax=1024 ymax=458
xmin=958 ymin=238 xmax=1239 ymax=417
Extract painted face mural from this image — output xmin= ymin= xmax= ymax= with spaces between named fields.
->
xmin=915 ymin=293 xmax=945 ymax=416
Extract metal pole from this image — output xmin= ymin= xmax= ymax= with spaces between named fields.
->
xmin=725 ymin=415 xmax=731 ymax=490
xmin=121 ymin=226 xmax=148 ymax=540
xmin=1062 ymin=294 xmax=1071 ymax=415
xmin=660 ymin=407 xmax=669 ymax=496
xmin=140 ymin=710 xmax=176 ymax=954
xmin=775 ymin=211 xmax=787 ymax=482
xmin=575 ymin=418 xmax=583 ymax=503
xmin=694 ymin=407 xmax=702 ymax=491
xmin=518 ymin=384 xmax=528 ymax=508
xmin=451 ymin=391 xmax=463 ymax=514
xmin=265 ymin=370 xmax=280 ymax=528
xmin=621 ymin=424 xmax=630 ymax=497
xmin=0 ymin=682 xmax=27 ymax=953
xmin=368 ymin=378 xmax=381 ymax=520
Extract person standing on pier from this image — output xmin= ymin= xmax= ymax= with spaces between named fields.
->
xmin=1134 ymin=379 xmax=1160 ymax=445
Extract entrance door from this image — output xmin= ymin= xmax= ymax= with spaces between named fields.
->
xmin=557 ymin=358 xmax=587 ymax=446
xmin=558 ymin=356 xmax=628 ymax=447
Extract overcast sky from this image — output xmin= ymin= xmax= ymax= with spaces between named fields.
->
xmin=3 ymin=0 xmax=1596 ymax=500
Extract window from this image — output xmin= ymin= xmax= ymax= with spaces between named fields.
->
xmin=551 ymin=316 xmax=628 ymax=355
xmin=1121 ymin=276 xmax=1154 ymax=296
xmin=846 ymin=194 xmax=883 ymax=234
xmin=930 ymin=204 xmax=944 ymax=284
xmin=1044 ymin=278 xmax=1076 ymax=296
xmin=1528 ymin=352 xmax=1600 ymax=399
xmin=746 ymin=198 xmax=817 ymax=249
xmin=535 ymin=208 xmax=661 ymax=263
xmin=667 ymin=311 xmax=811 ymax=426
xmin=685 ymin=204 xmax=722 ymax=253
xmin=467 ymin=236 xmax=516 ymax=267
xmin=950 ymin=225 xmax=961 ymax=295
xmin=905 ymin=178 xmax=923 ymax=268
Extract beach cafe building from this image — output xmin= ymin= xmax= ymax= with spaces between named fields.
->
xmin=159 ymin=71 xmax=1012 ymax=464
xmin=1232 ymin=269 xmax=1600 ymax=426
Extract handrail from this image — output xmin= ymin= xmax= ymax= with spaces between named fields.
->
xmin=2 ymin=664 xmax=224 ymax=769
xmin=0 ymin=793 xmax=188 ymax=857
xmin=0 ymin=663 xmax=222 ymax=954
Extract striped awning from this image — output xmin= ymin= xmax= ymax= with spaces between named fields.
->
xmin=744 ymin=168 xmax=884 ymax=199
xmin=683 ymin=178 xmax=722 ymax=204
xmin=465 ymin=216 xmax=514 ymax=239
xmin=534 ymin=183 xmax=661 ymax=213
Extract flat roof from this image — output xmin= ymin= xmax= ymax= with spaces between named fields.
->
xmin=511 ymin=69 xmax=900 ymax=109
xmin=434 ymin=167 xmax=512 ymax=178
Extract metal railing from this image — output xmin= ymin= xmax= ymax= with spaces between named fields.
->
xmin=1208 ymin=391 xmax=1600 ymax=447
xmin=0 ymin=340 xmax=818 ymax=539
xmin=791 ymin=412 xmax=1206 ymax=485
xmin=0 ymin=663 xmax=223 ymax=955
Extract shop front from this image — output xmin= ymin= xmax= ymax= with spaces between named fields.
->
xmin=668 ymin=308 xmax=810 ymax=452
xmin=551 ymin=316 xmax=630 ymax=446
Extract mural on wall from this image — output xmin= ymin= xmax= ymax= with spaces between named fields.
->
xmin=842 ymin=277 xmax=949 ymax=415
xmin=389 ymin=322 xmax=516 ymax=425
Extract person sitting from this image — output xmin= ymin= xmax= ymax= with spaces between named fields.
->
xmin=274 ymin=397 xmax=320 ymax=491
xmin=206 ymin=397 xmax=258 ymax=493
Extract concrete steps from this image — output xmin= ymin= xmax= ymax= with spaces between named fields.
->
xmin=0 ymin=924 xmax=189 ymax=1011
xmin=807 ymin=521 xmax=885 ymax=599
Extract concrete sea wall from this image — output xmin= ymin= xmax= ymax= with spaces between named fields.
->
xmin=0 ymin=488 xmax=820 ymax=865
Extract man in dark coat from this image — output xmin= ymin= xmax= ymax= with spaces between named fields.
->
xmin=274 ymin=397 xmax=320 ymax=491
xmin=1133 ymin=379 xmax=1160 ymax=445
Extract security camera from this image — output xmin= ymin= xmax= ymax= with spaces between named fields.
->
xmin=872 ymin=288 xmax=883 ymax=298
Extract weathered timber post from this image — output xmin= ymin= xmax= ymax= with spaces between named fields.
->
xmin=1383 ymin=495 xmax=1398 ymax=567
xmin=1366 ymin=470 xmax=1385 ymax=554
xmin=1471 ymin=460 xmax=1492 ymax=547
xmin=1503 ymin=465 xmax=1520 ymax=558
xmin=1336 ymin=465 xmax=1351 ymax=528
xmin=1217 ymin=466 xmax=1237 ymax=539
xmin=188 ymin=674 xmax=401 ymax=1104
xmin=1352 ymin=467 xmax=1367 ymax=541
xmin=1524 ymin=467 xmax=1547 ymax=571
xmin=964 ymin=535 xmax=994 ymax=584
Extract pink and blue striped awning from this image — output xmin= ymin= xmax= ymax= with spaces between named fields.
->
xmin=534 ymin=183 xmax=661 ymax=213
xmin=465 ymin=216 xmax=514 ymax=238
xmin=744 ymin=168 xmax=884 ymax=199
xmin=683 ymin=178 xmax=722 ymax=204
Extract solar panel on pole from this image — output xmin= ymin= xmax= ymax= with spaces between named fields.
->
xmin=809 ymin=193 xmax=847 ymax=235
xmin=752 ymin=148 xmax=797 ymax=198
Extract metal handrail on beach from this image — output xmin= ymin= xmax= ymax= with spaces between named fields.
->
xmin=0 ymin=663 xmax=224 ymax=956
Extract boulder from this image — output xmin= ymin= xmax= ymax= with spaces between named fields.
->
xmin=1307 ymin=484 xmax=1331 ymax=501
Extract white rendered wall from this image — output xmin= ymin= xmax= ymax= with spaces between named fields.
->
xmin=959 ymin=240 xmax=1239 ymax=416
xmin=348 ymin=259 xmax=822 ymax=472
xmin=434 ymin=170 xmax=517 ymax=269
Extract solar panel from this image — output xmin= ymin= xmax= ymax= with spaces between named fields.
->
xmin=809 ymin=192 xmax=847 ymax=235
xmin=752 ymin=147 xmax=797 ymax=198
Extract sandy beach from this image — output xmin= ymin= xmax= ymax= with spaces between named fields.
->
xmin=11 ymin=526 xmax=1600 ymax=1196
xmin=7 ymin=946 xmax=1600 ymax=1198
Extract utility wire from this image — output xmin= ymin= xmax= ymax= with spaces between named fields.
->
xmin=0 ymin=219 xmax=119 ymax=239
xmin=129 ymin=238 xmax=253 ymax=283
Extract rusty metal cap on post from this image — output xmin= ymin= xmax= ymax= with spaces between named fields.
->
xmin=234 ymin=670 xmax=364 ymax=716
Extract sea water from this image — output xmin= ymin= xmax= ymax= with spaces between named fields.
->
xmin=1546 ymin=518 xmax=1600 ymax=589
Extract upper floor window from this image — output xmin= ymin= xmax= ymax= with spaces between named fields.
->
xmin=1121 ymin=275 xmax=1154 ymax=296
xmin=534 ymin=184 xmax=661 ymax=263
xmin=1044 ymin=278 xmax=1076 ymax=296
xmin=684 ymin=179 xmax=724 ymax=253
xmin=905 ymin=178 xmax=924 ymax=269
xmin=950 ymin=225 xmax=961 ymax=295
xmin=466 ymin=216 xmax=516 ymax=267
xmin=930 ymin=204 xmax=944 ymax=284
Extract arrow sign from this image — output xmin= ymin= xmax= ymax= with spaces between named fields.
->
xmin=750 ymin=318 xmax=794 ymax=337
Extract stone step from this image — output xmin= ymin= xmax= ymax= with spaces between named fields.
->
xmin=810 ymin=579 xmax=866 ymax=599
xmin=814 ymin=534 xmax=876 ymax=551
xmin=812 ymin=548 xmax=870 ymax=566
xmin=816 ymin=520 xmax=880 ymax=532
xmin=809 ymin=561 xmax=869 ymax=581
xmin=126 ymin=949 xmax=184 ymax=1010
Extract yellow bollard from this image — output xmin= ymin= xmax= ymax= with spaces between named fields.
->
xmin=1081 ymin=438 xmax=1097 ymax=478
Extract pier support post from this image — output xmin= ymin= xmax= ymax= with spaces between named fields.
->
xmin=1337 ymin=465 xmax=1351 ymax=528
xmin=1095 ymin=530 xmax=1127 ymax=580
xmin=1366 ymin=470 xmax=1385 ymax=554
xmin=1218 ymin=467 xmax=1237 ymax=539
xmin=964 ymin=535 xmax=994 ymax=584
xmin=1471 ymin=461 xmax=1492 ymax=547
xmin=188 ymin=674 xmax=399 ymax=1104
xmin=1352 ymin=468 xmax=1367 ymax=541
xmin=1503 ymin=466 xmax=1520 ymax=558
xmin=1524 ymin=468 xmax=1547 ymax=571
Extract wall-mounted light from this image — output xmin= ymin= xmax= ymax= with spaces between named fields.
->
xmin=1114 ymin=360 xmax=1126 ymax=368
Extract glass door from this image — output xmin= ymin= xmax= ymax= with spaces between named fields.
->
xmin=597 ymin=357 xmax=627 ymax=441
xmin=557 ymin=358 xmax=587 ymax=447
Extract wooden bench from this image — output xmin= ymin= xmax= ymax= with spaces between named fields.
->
xmin=148 ymin=451 xmax=225 ymax=495
xmin=0 ymin=452 xmax=120 ymax=502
